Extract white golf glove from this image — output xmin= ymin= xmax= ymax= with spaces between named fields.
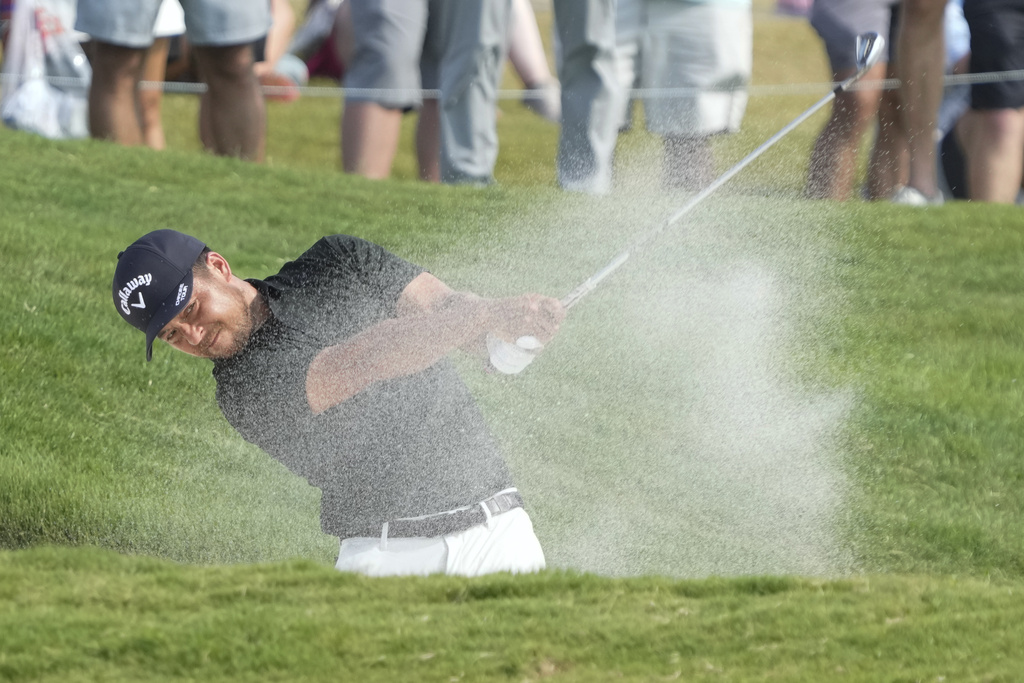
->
xmin=486 ymin=333 xmax=543 ymax=374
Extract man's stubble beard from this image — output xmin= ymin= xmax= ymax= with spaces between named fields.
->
xmin=229 ymin=289 xmax=272 ymax=358
xmin=210 ymin=289 xmax=264 ymax=360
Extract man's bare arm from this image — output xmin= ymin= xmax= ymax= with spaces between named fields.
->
xmin=305 ymin=273 xmax=564 ymax=414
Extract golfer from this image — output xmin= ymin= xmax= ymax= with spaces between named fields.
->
xmin=112 ymin=230 xmax=565 ymax=577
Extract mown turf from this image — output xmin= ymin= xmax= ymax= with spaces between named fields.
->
xmin=833 ymin=202 xmax=1024 ymax=578
xmin=2 ymin=546 xmax=1023 ymax=682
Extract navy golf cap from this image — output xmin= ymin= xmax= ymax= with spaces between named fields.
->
xmin=112 ymin=230 xmax=207 ymax=361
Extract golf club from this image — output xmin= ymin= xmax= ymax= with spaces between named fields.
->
xmin=489 ymin=32 xmax=885 ymax=374
xmin=560 ymin=30 xmax=886 ymax=310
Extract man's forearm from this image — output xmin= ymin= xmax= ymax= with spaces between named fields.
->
xmin=305 ymin=296 xmax=491 ymax=414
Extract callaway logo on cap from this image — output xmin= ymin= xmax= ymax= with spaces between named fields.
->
xmin=112 ymin=230 xmax=207 ymax=361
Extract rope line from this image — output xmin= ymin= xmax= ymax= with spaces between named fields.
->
xmin=2 ymin=69 xmax=1023 ymax=99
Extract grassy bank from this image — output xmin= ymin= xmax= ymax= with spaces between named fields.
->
xmin=2 ymin=546 xmax=1023 ymax=682
xmin=6 ymin=126 xmax=1021 ymax=579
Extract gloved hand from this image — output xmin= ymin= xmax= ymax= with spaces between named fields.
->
xmin=486 ymin=333 xmax=543 ymax=374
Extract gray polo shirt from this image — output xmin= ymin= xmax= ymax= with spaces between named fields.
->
xmin=213 ymin=236 xmax=513 ymax=539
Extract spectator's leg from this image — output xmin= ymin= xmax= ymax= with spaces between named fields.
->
xmin=431 ymin=0 xmax=511 ymax=185
xmin=958 ymin=0 xmax=1024 ymax=203
xmin=417 ymin=98 xmax=442 ymax=182
xmin=342 ymin=103 xmax=403 ymax=178
xmin=805 ymin=63 xmax=884 ymax=200
xmin=611 ymin=0 xmax=642 ymax=133
xmin=553 ymin=0 xmax=623 ymax=194
xmin=958 ymin=107 xmax=1024 ymax=203
xmin=255 ymin=0 xmax=296 ymax=76
xmin=895 ymin=0 xmax=945 ymax=200
xmin=510 ymin=0 xmax=561 ymax=122
xmin=334 ymin=0 xmax=355 ymax=67
xmin=88 ymin=42 xmax=147 ymax=146
xmin=139 ymin=37 xmax=172 ymax=150
xmin=198 ymin=90 xmax=214 ymax=153
xmin=341 ymin=0 xmax=427 ymax=179
xmin=508 ymin=0 xmax=554 ymax=89
xmin=193 ymin=43 xmax=266 ymax=161
xmin=866 ymin=76 xmax=909 ymax=200
xmin=663 ymin=136 xmax=714 ymax=191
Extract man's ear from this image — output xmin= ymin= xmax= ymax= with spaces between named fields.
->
xmin=205 ymin=252 xmax=233 ymax=281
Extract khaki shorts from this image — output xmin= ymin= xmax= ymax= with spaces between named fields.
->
xmin=617 ymin=0 xmax=752 ymax=137
xmin=76 ymin=0 xmax=270 ymax=48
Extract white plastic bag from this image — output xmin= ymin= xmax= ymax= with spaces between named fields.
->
xmin=1 ymin=0 xmax=90 ymax=139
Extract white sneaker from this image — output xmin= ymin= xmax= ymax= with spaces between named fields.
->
xmin=559 ymin=174 xmax=611 ymax=196
xmin=891 ymin=185 xmax=944 ymax=206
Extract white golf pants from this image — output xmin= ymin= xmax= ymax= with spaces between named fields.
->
xmin=334 ymin=507 xmax=545 ymax=577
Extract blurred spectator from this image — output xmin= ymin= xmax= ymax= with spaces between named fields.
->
xmin=890 ymin=0 xmax=946 ymax=205
xmin=76 ymin=0 xmax=270 ymax=161
xmin=290 ymin=0 xmax=350 ymax=82
xmin=935 ymin=0 xmax=971 ymax=199
xmin=293 ymin=0 xmax=557 ymax=123
xmin=251 ymin=0 xmax=306 ymax=101
xmin=805 ymin=0 xmax=905 ymax=201
xmin=167 ymin=0 xmax=307 ymax=103
xmin=511 ymin=0 xmax=560 ymax=122
xmin=614 ymin=0 xmax=753 ymax=191
xmin=947 ymin=0 xmax=1024 ymax=204
xmin=340 ymin=0 xmax=510 ymax=185
xmin=936 ymin=0 xmax=971 ymax=137
xmin=137 ymin=0 xmax=185 ymax=150
xmin=553 ymin=0 xmax=624 ymax=194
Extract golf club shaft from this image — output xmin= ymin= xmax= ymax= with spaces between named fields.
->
xmin=560 ymin=36 xmax=882 ymax=310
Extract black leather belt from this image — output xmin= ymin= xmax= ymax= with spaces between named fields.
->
xmin=385 ymin=490 xmax=524 ymax=539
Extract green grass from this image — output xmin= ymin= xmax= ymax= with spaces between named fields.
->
xmin=835 ymin=203 xmax=1024 ymax=577
xmin=3 ymin=547 xmax=1024 ymax=682
xmin=2 ymin=3 xmax=1023 ymax=679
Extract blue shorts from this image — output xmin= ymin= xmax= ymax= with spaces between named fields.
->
xmin=76 ymin=0 xmax=270 ymax=48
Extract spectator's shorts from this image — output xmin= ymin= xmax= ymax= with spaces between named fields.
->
xmin=76 ymin=0 xmax=270 ymax=48
xmin=965 ymin=0 xmax=1024 ymax=110
xmin=344 ymin=0 xmax=429 ymax=109
xmin=632 ymin=1 xmax=752 ymax=136
xmin=810 ymin=0 xmax=899 ymax=73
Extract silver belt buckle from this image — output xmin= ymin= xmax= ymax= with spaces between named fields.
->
xmin=483 ymin=496 xmax=502 ymax=516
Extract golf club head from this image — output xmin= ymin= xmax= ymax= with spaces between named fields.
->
xmin=855 ymin=32 xmax=885 ymax=73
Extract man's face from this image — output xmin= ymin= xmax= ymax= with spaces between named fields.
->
xmin=156 ymin=258 xmax=256 ymax=360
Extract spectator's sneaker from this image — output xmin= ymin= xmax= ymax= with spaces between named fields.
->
xmin=523 ymin=79 xmax=561 ymax=123
xmin=891 ymin=185 xmax=944 ymax=206
xmin=559 ymin=174 xmax=611 ymax=196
